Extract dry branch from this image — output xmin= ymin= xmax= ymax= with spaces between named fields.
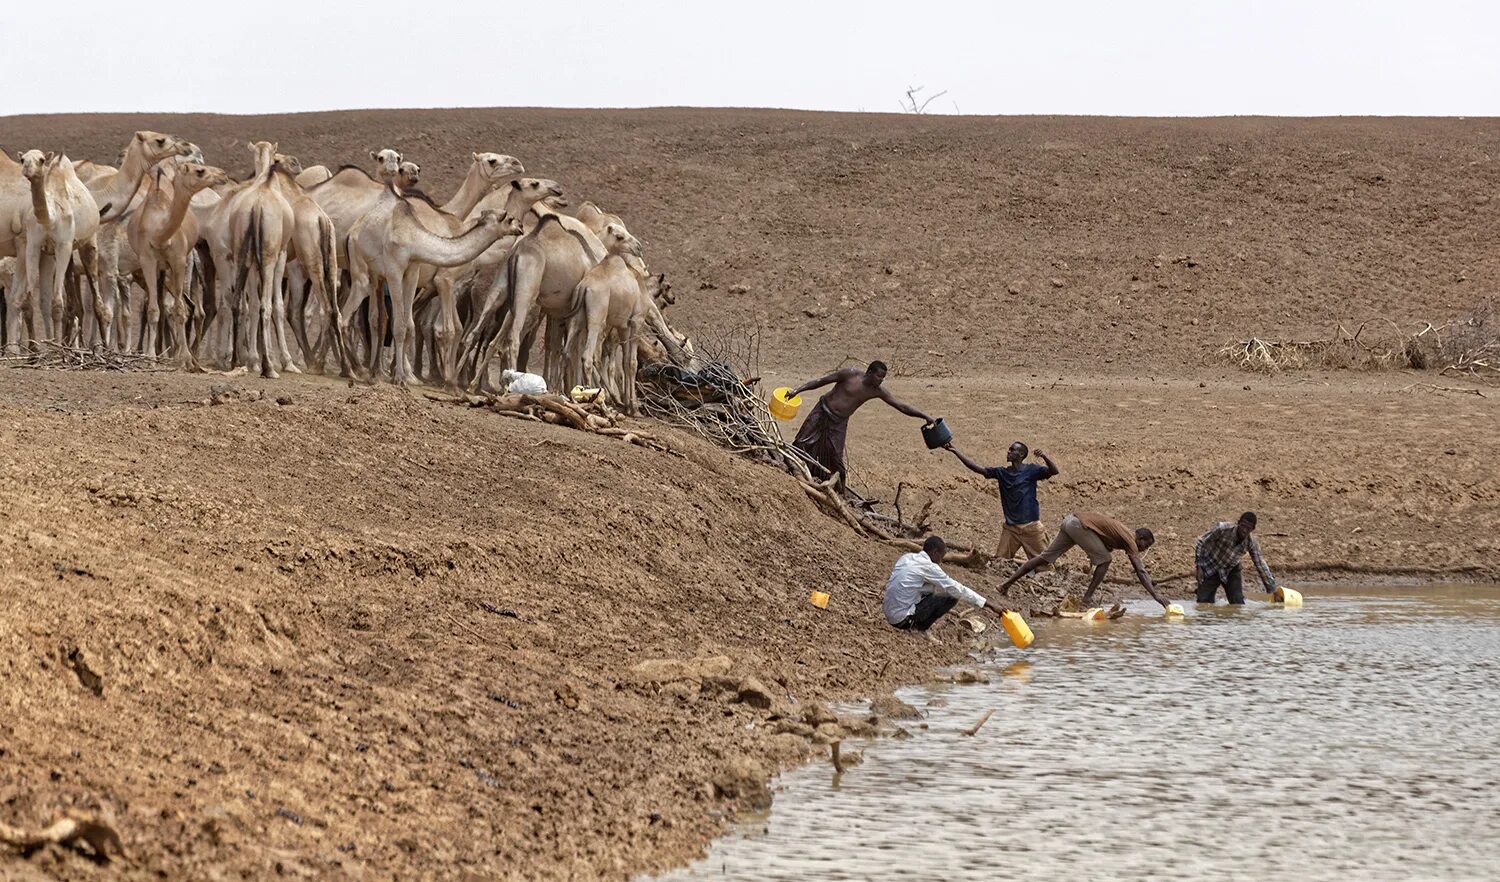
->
xmin=0 ymin=344 xmax=172 ymax=373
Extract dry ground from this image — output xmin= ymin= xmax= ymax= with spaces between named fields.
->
xmin=1 ymin=109 xmax=1497 ymax=880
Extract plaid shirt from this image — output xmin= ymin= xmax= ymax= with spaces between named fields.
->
xmin=1195 ymin=523 xmax=1277 ymax=590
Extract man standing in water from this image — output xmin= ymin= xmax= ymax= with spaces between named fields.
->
xmin=943 ymin=441 xmax=1059 ymax=562
xmin=885 ymin=535 xmax=1006 ymax=639
xmin=997 ymin=512 xmax=1173 ymax=610
xmin=784 ymin=361 xmax=934 ymax=487
xmin=1194 ymin=512 xmax=1281 ymax=604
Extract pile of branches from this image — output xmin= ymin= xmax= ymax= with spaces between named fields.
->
xmin=0 ymin=344 xmax=172 ymax=373
xmin=1219 ymin=305 xmax=1498 ymax=381
xmin=1436 ymin=301 xmax=1500 ymax=380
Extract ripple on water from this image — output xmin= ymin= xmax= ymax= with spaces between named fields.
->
xmin=651 ymin=585 xmax=1500 ymax=882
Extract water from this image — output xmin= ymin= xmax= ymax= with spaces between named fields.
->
xmin=654 ymin=585 xmax=1500 ymax=882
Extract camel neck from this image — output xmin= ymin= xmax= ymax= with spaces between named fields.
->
xmin=158 ymin=177 xmax=197 ymax=246
xmin=441 ymin=164 xmax=491 ymax=218
xmin=405 ymin=206 xmax=497 ymax=268
xmin=28 ymin=170 xmax=51 ymax=226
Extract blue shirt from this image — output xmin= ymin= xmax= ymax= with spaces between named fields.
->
xmin=983 ymin=463 xmax=1051 ymax=525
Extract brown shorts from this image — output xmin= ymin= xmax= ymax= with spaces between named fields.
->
xmin=1038 ymin=514 xmax=1112 ymax=567
xmin=996 ymin=520 xmax=1048 ymax=560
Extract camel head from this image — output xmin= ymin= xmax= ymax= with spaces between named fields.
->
xmin=272 ymin=153 xmax=304 ymax=175
xmin=600 ymin=221 xmax=642 ymax=259
xmin=471 ymin=152 xmax=524 ymax=182
xmin=473 ymin=209 xmax=523 ymax=238
xmin=133 ymin=131 xmax=195 ymax=163
xmin=505 ymin=178 xmax=566 ymax=217
xmin=175 ymin=163 xmax=232 ymax=194
xmin=369 ymin=148 xmax=403 ymax=181
xmin=180 ymin=142 xmax=205 ymax=164
xmin=19 ymin=149 xmax=48 ymax=179
xmin=648 ymin=272 xmax=673 ymax=306
xmin=397 ymin=160 xmax=421 ymax=190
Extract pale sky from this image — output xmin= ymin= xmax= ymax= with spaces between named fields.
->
xmin=4 ymin=0 xmax=1497 ymax=117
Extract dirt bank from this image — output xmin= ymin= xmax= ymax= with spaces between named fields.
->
xmin=1 ymin=108 xmax=1498 ymax=880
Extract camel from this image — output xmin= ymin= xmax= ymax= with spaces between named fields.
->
xmin=451 ymin=178 xmax=568 ymax=381
xmin=87 ymin=132 xmax=196 ymax=225
xmin=468 ymin=208 xmax=640 ymax=394
xmin=264 ymin=154 xmax=347 ymax=375
xmin=125 ymin=162 xmax=230 ymax=364
xmin=342 ymin=184 xmax=518 ymax=386
xmin=397 ymin=160 xmax=421 ymax=190
xmin=574 ymin=201 xmax=630 ymax=238
xmin=226 ymin=142 xmax=296 ymax=378
xmin=566 ymin=253 xmax=670 ymax=414
xmin=293 ymin=147 xmax=401 ymax=191
xmin=13 ymin=152 xmax=105 ymax=351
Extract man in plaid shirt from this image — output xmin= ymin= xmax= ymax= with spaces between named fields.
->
xmin=1194 ymin=512 xmax=1280 ymax=604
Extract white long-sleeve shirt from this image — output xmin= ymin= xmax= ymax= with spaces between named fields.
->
xmin=883 ymin=551 xmax=987 ymax=625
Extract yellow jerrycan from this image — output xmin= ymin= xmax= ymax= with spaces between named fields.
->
xmin=1272 ymin=586 xmax=1304 ymax=607
xmin=1001 ymin=610 xmax=1034 ymax=649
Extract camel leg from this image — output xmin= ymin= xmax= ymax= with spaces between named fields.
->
xmin=165 ymin=259 xmax=198 ymax=370
xmin=435 ymin=279 xmax=462 ymax=390
xmin=77 ymin=241 xmax=112 ymax=352
xmin=3 ymin=255 xmax=29 ymax=355
xmin=457 ymin=271 xmax=510 ymax=386
xmin=257 ymin=257 xmax=280 ymax=380
xmin=286 ymin=261 xmax=313 ymax=366
xmin=270 ymin=253 xmax=299 ymax=373
xmin=336 ymin=263 xmax=372 ymax=381
xmin=31 ymin=243 xmax=55 ymax=344
xmin=365 ymin=279 xmax=388 ymax=382
xmin=140 ymin=256 xmax=163 ymax=359
xmin=623 ymin=320 xmax=642 ymax=415
xmin=390 ymin=270 xmax=415 ymax=388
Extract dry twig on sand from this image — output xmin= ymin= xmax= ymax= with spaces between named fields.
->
xmin=0 ymin=344 xmax=172 ymax=373
xmin=1220 ymin=302 xmax=1500 ymax=381
xmin=0 ymin=811 xmax=126 ymax=862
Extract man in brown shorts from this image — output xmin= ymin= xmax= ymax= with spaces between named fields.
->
xmin=784 ymin=361 xmax=934 ymax=488
xmin=997 ymin=512 xmax=1172 ymax=610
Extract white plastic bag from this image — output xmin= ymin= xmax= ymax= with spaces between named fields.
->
xmin=501 ymin=369 xmax=548 ymax=395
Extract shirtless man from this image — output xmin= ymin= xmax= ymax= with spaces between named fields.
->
xmin=784 ymin=361 xmax=934 ymax=486
xmin=997 ymin=511 xmax=1172 ymax=610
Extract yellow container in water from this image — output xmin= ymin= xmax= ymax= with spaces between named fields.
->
xmin=1001 ymin=610 xmax=1034 ymax=649
xmin=770 ymin=387 xmax=802 ymax=421
xmin=1165 ymin=603 xmax=1186 ymax=618
xmin=1082 ymin=607 xmax=1108 ymax=623
xmin=809 ymin=590 xmax=830 ymax=609
xmin=1272 ymin=586 xmax=1304 ymax=607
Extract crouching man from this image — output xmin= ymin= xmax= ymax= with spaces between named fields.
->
xmin=884 ymin=536 xmax=1005 ymax=638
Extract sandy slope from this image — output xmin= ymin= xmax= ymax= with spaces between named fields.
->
xmin=0 ymin=109 xmax=1497 ymax=879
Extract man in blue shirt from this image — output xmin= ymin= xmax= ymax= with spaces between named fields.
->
xmin=944 ymin=441 xmax=1059 ymax=563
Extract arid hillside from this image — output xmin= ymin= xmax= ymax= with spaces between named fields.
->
xmin=4 ymin=109 xmax=1497 ymax=372
xmin=1 ymin=109 xmax=1497 ymax=881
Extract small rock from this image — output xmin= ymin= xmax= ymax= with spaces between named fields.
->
xmin=627 ymin=655 xmax=733 ymax=685
xmin=727 ymin=284 xmax=749 ymax=295
xmin=733 ymin=676 xmax=776 ymax=710
xmin=802 ymin=702 xmax=838 ymax=727
xmin=712 ymin=756 xmax=770 ymax=809
xmin=276 ymin=395 xmax=294 ymax=406
xmin=1049 ymin=277 xmax=1065 ymax=288
xmin=870 ymin=693 xmax=921 ymax=720
xmin=1445 ymin=448 xmax=1457 ymax=456
xmin=953 ymin=669 xmax=990 ymax=685
xmin=802 ymin=306 xmax=829 ymax=319
xmin=1006 ymin=281 xmax=1023 ymax=296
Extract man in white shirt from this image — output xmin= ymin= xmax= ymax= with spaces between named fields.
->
xmin=885 ymin=536 xmax=1006 ymax=635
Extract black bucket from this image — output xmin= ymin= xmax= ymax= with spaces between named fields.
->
xmin=922 ymin=418 xmax=953 ymax=449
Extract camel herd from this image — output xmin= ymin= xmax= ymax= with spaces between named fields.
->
xmin=0 ymin=131 xmax=678 ymax=409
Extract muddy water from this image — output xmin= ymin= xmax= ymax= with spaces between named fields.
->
xmin=655 ymin=585 xmax=1500 ymax=881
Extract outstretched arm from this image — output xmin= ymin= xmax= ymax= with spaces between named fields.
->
xmin=1128 ymin=553 xmax=1172 ymax=609
xmin=944 ymin=443 xmax=989 ymax=476
xmin=878 ymin=387 xmax=934 ymax=422
xmin=1034 ymin=449 xmax=1060 ymax=478
xmin=786 ymin=370 xmax=844 ymax=399
xmin=1248 ymin=537 xmax=1278 ymax=591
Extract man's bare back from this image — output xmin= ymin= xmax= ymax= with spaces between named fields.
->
xmin=787 ymin=362 xmax=932 ymax=424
